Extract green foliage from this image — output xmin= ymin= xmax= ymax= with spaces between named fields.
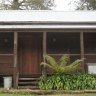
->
xmin=41 ymin=54 xmax=83 ymax=74
xmin=39 ymin=73 xmax=96 ymax=90
xmin=59 ymin=54 xmax=69 ymax=66
xmin=0 ymin=0 xmax=54 ymax=10
xmin=75 ymin=0 xmax=96 ymax=10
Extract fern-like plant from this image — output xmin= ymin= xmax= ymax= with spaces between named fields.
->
xmin=41 ymin=54 xmax=84 ymax=74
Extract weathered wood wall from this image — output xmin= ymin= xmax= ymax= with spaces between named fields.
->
xmin=0 ymin=33 xmax=13 ymax=75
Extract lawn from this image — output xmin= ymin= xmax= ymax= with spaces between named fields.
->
xmin=0 ymin=88 xmax=96 ymax=96
xmin=0 ymin=93 xmax=96 ymax=96
xmin=45 ymin=94 xmax=96 ymax=96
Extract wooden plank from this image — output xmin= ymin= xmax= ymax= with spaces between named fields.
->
xmin=84 ymin=54 xmax=96 ymax=56
xmin=1 ymin=29 xmax=96 ymax=33
xmin=18 ymin=86 xmax=39 ymax=89
xmin=42 ymin=32 xmax=47 ymax=76
xmin=13 ymin=32 xmax=18 ymax=88
xmin=48 ymin=54 xmax=80 ymax=56
xmin=80 ymin=32 xmax=85 ymax=71
xmin=47 ymin=54 xmax=96 ymax=56
xmin=19 ymin=82 xmax=38 ymax=85
xmin=43 ymin=32 xmax=46 ymax=56
xmin=0 ymin=54 xmax=14 ymax=56
xmin=0 ymin=67 xmax=13 ymax=75
xmin=19 ymin=78 xmax=40 ymax=81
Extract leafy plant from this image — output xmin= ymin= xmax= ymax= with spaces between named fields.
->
xmin=39 ymin=73 xmax=96 ymax=90
xmin=41 ymin=54 xmax=84 ymax=74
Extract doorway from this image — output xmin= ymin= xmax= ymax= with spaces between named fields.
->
xmin=18 ymin=33 xmax=42 ymax=75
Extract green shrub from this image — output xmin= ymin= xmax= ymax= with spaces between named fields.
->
xmin=41 ymin=54 xmax=84 ymax=74
xmin=39 ymin=73 xmax=96 ymax=90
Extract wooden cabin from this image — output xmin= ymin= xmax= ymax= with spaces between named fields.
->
xmin=0 ymin=10 xmax=96 ymax=88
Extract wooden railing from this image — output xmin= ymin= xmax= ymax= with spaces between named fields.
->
xmin=48 ymin=53 xmax=96 ymax=56
xmin=48 ymin=54 xmax=80 ymax=56
xmin=0 ymin=54 xmax=14 ymax=75
xmin=0 ymin=54 xmax=14 ymax=56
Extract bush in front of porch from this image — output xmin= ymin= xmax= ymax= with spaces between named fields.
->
xmin=39 ymin=73 xmax=96 ymax=90
xmin=39 ymin=54 xmax=89 ymax=90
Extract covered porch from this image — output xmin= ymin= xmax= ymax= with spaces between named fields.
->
xmin=0 ymin=29 xmax=96 ymax=88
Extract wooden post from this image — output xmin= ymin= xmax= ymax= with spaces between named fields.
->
xmin=42 ymin=32 xmax=47 ymax=76
xmin=13 ymin=32 xmax=18 ymax=88
xmin=80 ymin=32 xmax=85 ymax=71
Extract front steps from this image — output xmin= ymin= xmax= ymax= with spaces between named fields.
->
xmin=18 ymin=75 xmax=40 ymax=89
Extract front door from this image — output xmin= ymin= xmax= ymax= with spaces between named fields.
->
xmin=18 ymin=33 xmax=42 ymax=75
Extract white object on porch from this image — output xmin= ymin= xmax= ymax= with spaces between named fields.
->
xmin=87 ymin=63 xmax=96 ymax=74
xmin=3 ymin=77 xmax=12 ymax=89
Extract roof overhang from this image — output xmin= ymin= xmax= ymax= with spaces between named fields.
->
xmin=0 ymin=11 xmax=96 ymax=30
xmin=0 ymin=24 xmax=96 ymax=29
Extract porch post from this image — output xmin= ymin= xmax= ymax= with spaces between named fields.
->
xmin=42 ymin=32 xmax=47 ymax=76
xmin=13 ymin=32 xmax=18 ymax=88
xmin=80 ymin=32 xmax=85 ymax=71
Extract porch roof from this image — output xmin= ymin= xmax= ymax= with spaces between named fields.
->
xmin=0 ymin=10 xmax=96 ymax=29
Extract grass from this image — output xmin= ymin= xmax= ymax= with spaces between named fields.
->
xmin=0 ymin=94 xmax=33 ymax=96
xmin=44 ymin=94 xmax=96 ymax=96
xmin=0 ymin=88 xmax=96 ymax=96
xmin=0 ymin=93 xmax=96 ymax=96
xmin=0 ymin=94 xmax=29 ymax=96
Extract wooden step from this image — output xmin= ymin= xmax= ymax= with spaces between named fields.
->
xmin=18 ymin=77 xmax=40 ymax=89
xmin=18 ymin=81 xmax=38 ymax=85
xmin=18 ymin=86 xmax=39 ymax=89
xmin=19 ymin=78 xmax=40 ymax=81
xmin=19 ymin=74 xmax=41 ymax=78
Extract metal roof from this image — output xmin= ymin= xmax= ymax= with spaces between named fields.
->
xmin=0 ymin=10 xmax=96 ymax=29
xmin=0 ymin=10 xmax=96 ymax=22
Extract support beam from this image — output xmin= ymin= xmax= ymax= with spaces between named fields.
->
xmin=13 ymin=32 xmax=18 ymax=88
xmin=80 ymin=32 xmax=85 ymax=72
xmin=42 ymin=32 xmax=47 ymax=76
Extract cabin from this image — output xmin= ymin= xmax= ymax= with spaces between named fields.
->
xmin=0 ymin=10 xmax=96 ymax=88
